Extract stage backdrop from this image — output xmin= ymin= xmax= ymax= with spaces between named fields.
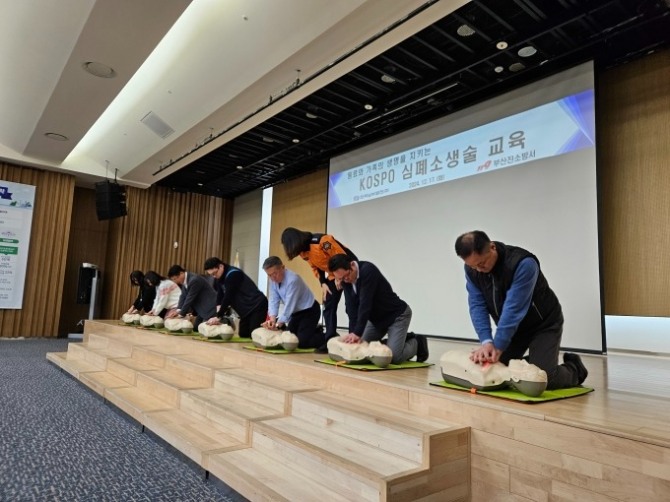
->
xmin=328 ymin=62 xmax=603 ymax=353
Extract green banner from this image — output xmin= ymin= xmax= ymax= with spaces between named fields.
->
xmin=0 ymin=246 xmax=18 ymax=255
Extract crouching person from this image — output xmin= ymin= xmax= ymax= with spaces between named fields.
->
xmin=262 ymin=256 xmax=325 ymax=349
xmin=327 ymin=254 xmax=428 ymax=364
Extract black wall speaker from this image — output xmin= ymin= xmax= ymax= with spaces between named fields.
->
xmin=95 ymin=181 xmax=127 ymax=221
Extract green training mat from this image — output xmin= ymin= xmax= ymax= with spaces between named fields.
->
xmin=243 ymin=345 xmax=316 ymax=354
xmin=315 ymin=358 xmax=433 ymax=371
xmin=158 ymin=329 xmax=196 ymax=336
xmin=430 ymin=380 xmax=594 ymax=402
xmin=191 ymin=335 xmax=252 ymax=343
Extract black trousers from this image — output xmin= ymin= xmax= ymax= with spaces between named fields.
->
xmin=322 ymin=278 xmax=343 ymax=340
xmin=288 ymin=301 xmax=325 ymax=349
xmin=499 ymin=313 xmax=579 ymax=389
xmin=238 ymin=297 xmax=269 ymax=339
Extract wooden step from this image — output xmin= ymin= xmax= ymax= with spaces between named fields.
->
xmin=129 ymin=343 xmax=194 ymax=367
xmin=78 ymin=370 xmax=130 ymax=397
xmin=292 ymin=391 xmax=470 ymax=501
xmin=67 ymin=342 xmax=131 ymax=369
xmin=142 ymin=408 xmax=247 ymax=466
xmin=180 ymin=388 xmax=285 ymax=443
xmin=105 ymin=357 xmax=163 ymax=385
xmin=207 ymin=448 xmax=354 ymax=502
xmin=168 ymin=352 xmax=238 ymax=371
xmin=85 ymin=333 xmax=110 ymax=349
xmin=134 ymin=369 xmax=211 ymax=407
xmin=252 ymin=416 xmax=417 ymax=501
xmin=104 ymin=386 xmax=175 ymax=423
xmin=47 ymin=351 xmax=102 ymax=378
xmin=291 ymin=390 xmax=459 ymax=464
xmin=212 ymin=367 xmax=319 ymax=414
xmin=160 ymin=355 xmax=228 ymax=388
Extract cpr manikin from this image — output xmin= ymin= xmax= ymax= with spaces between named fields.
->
xmin=440 ymin=350 xmax=548 ymax=397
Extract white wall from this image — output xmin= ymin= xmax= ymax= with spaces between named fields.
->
xmin=230 ymin=189 xmax=263 ymax=284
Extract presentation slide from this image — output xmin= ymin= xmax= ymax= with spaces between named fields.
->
xmin=327 ymin=62 xmax=603 ymax=352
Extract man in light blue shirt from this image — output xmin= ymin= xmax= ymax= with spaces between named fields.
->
xmin=262 ymin=256 xmax=325 ymax=349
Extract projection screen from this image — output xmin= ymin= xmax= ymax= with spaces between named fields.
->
xmin=327 ymin=62 xmax=603 ymax=352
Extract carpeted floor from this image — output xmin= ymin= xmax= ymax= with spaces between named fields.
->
xmin=0 ymin=338 xmax=247 ymax=502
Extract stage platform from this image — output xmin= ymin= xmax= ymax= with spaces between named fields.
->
xmin=47 ymin=320 xmax=670 ymax=501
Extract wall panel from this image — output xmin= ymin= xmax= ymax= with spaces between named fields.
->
xmin=0 ymin=163 xmax=75 ymax=338
xmin=58 ymin=187 xmax=109 ymax=336
xmin=101 ymin=185 xmax=233 ymax=318
xmin=599 ymin=49 xmax=670 ymax=315
xmin=270 ymin=169 xmax=328 ymax=301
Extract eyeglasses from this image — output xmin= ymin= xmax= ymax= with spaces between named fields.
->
xmin=472 ymin=251 xmax=491 ymax=270
xmin=205 ymin=267 xmax=219 ymax=277
xmin=334 ymin=268 xmax=355 ymax=283
xmin=465 ymin=244 xmax=495 ymax=272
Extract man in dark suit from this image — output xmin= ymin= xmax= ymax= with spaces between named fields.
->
xmin=327 ymin=254 xmax=429 ymax=364
xmin=166 ymin=264 xmax=217 ymax=329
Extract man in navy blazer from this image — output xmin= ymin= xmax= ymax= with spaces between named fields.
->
xmin=166 ymin=264 xmax=217 ymax=329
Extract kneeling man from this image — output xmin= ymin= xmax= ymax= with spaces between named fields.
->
xmin=327 ymin=254 xmax=428 ymax=364
xmin=262 ymin=256 xmax=325 ymax=349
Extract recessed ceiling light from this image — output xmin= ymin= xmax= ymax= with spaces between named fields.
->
xmin=82 ymin=61 xmax=116 ymax=78
xmin=364 ymin=104 xmax=373 ymax=110
xmin=380 ymin=74 xmax=396 ymax=84
xmin=509 ymin=62 xmax=526 ymax=72
xmin=236 ymin=165 xmax=243 ymax=170
xmin=305 ymin=112 xmax=318 ymax=119
xmin=457 ymin=24 xmax=475 ymax=37
xmin=292 ymin=138 xmax=300 ymax=143
xmin=494 ymin=66 xmax=504 ymax=73
xmin=496 ymin=41 xmax=508 ymax=50
xmin=197 ymin=183 xmax=203 ymax=186
xmin=262 ymin=136 xmax=274 ymax=143
xmin=44 ymin=132 xmax=68 ymax=141
xmin=518 ymin=46 xmax=537 ymax=57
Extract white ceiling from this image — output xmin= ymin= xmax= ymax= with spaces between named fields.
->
xmin=0 ymin=0 xmax=464 ymax=189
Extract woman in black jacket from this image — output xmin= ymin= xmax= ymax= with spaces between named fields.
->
xmin=126 ymin=270 xmax=156 ymax=314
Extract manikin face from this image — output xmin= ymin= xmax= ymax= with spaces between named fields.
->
xmin=463 ymin=242 xmax=498 ymax=274
xmin=206 ymin=264 xmax=224 ymax=280
xmin=265 ymin=265 xmax=286 ymax=284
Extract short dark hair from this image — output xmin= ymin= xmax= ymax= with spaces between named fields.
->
xmin=328 ymin=253 xmax=352 ymax=272
xmin=262 ymin=256 xmax=283 ymax=270
xmin=167 ymin=265 xmax=185 ymax=278
xmin=129 ymin=270 xmax=144 ymax=286
xmin=144 ymin=270 xmax=165 ymax=287
xmin=281 ymin=227 xmax=312 ymax=260
xmin=204 ymin=257 xmax=224 ymax=270
xmin=455 ymin=231 xmax=491 ymax=258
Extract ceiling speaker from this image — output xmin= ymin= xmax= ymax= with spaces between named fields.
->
xmin=95 ymin=181 xmax=127 ymax=221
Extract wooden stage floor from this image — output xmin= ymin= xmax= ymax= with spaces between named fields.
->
xmin=56 ymin=321 xmax=670 ymax=501
xmin=425 ymin=337 xmax=670 ymax=449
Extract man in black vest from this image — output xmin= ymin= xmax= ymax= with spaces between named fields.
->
xmin=203 ymin=257 xmax=268 ymax=339
xmin=454 ymin=230 xmax=587 ymax=389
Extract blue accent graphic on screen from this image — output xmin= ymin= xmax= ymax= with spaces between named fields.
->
xmin=329 ymin=90 xmax=595 ymax=208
